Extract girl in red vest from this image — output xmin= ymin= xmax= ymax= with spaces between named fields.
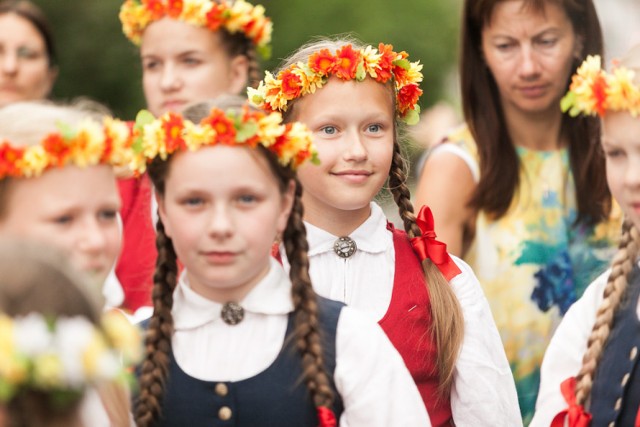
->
xmin=115 ymin=0 xmax=271 ymax=312
xmin=250 ymin=38 xmax=522 ymax=426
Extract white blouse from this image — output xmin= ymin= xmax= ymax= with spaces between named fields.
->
xmin=286 ymin=202 xmax=522 ymax=427
xmin=171 ymin=258 xmax=430 ymax=427
xmin=531 ymin=262 xmax=640 ymax=426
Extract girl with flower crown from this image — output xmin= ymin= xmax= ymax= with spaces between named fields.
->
xmin=414 ymin=1 xmax=623 ymax=422
xmin=249 ymin=37 xmax=521 ymax=426
xmin=131 ymin=96 xmax=429 ymax=427
xmin=0 ymin=240 xmax=142 ymax=427
xmin=114 ymin=0 xmax=273 ymax=314
xmin=0 ymin=101 xmax=141 ymax=426
xmin=531 ymin=45 xmax=640 ymax=427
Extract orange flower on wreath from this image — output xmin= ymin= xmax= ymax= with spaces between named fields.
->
xmin=0 ymin=142 xmax=24 ymax=178
xmin=334 ymin=45 xmax=360 ymax=80
xmin=309 ymin=49 xmax=336 ymax=76
xmin=201 ymin=109 xmax=237 ymax=145
xmin=42 ymin=134 xmax=71 ymax=167
xmin=205 ymin=3 xmax=226 ymax=31
xmin=143 ymin=0 xmax=164 ymax=19
xmin=397 ymin=84 xmax=423 ymax=115
xmin=162 ymin=112 xmax=187 ymax=152
xmin=166 ymin=0 xmax=183 ymax=17
xmin=591 ymin=72 xmax=608 ymax=116
xmin=280 ymin=69 xmax=302 ymax=99
xmin=376 ymin=43 xmax=396 ymax=83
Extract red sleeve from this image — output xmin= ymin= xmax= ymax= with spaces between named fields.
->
xmin=115 ymin=174 xmax=156 ymax=311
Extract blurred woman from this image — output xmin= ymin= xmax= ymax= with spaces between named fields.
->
xmin=0 ymin=0 xmax=57 ymax=107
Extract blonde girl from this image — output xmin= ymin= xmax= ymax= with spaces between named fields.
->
xmin=132 ymin=97 xmax=429 ymax=426
xmin=114 ymin=0 xmax=273 ymax=313
xmin=0 ymin=241 xmax=142 ymax=427
xmin=250 ymin=37 xmax=521 ymax=426
xmin=532 ymin=45 xmax=640 ymax=426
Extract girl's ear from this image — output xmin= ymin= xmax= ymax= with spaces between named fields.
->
xmin=155 ymin=191 xmax=171 ymax=238
xmin=276 ymin=180 xmax=296 ymax=234
xmin=573 ymin=35 xmax=585 ymax=60
xmin=227 ymin=55 xmax=250 ymax=96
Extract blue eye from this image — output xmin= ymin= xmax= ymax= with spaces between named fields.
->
xmin=238 ymin=194 xmax=257 ymax=204
xmin=538 ymin=38 xmax=557 ymax=47
xmin=320 ymin=126 xmax=338 ymax=135
xmin=367 ymin=124 xmax=382 ymax=133
xmin=182 ymin=197 xmax=203 ymax=207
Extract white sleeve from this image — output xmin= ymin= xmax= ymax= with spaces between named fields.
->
xmin=334 ymin=306 xmax=431 ymax=427
xmin=529 ymin=271 xmax=609 ymax=427
xmin=427 ymin=143 xmax=480 ymax=182
xmin=449 ymin=256 xmax=523 ymax=427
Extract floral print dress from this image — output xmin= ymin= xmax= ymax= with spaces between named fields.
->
xmin=440 ymin=125 xmax=621 ymax=425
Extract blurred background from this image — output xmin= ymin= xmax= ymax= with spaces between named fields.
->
xmin=35 ymin=0 xmax=462 ymax=120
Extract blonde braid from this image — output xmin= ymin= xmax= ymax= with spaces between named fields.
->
xmin=134 ymin=219 xmax=178 ymax=427
xmin=283 ymin=180 xmax=335 ymax=411
xmin=388 ymin=139 xmax=464 ymax=394
xmin=575 ymin=220 xmax=640 ymax=406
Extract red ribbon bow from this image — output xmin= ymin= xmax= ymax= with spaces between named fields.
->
xmin=317 ymin=406 xmax=337 ymax=427
xmin=551 ymin=377 xmax=592 ymax=427
xmin=409 ymin=205 xmax=461 ymax=281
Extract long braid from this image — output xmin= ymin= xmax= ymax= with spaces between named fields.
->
xmin=574 ymin=219 xmax=640 ymax=407
xmin=245 ymin=44 xmax=262 ymax=90
xmin=134 ymin=218 xmax=178 ymax=427
xmin=283 ymin=178 xmax=335 ymax=415
xmin=388 ymin=139 xmax=464 ymax=394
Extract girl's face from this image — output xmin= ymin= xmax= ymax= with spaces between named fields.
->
xmin=0 ymin=165 xmax=121 ymax=283
xmin=481 ymin=0 xmax=580 ymax=118
xmin=157 ymin=145 xmax=294 ymax=302
xmin=602 ymin=111 xmax=640 ymax=231
xmin=293 ymin=78 xmax=394 ymax=226
xmin=141 ymin=18 xmax=249 ymax=117
xmin=0 ymin=13 xmax=56 ymax=107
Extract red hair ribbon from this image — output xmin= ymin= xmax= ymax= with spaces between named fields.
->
xmin=409 ymin=205 xmax=461 ymax=281
xmin=551 ymin=377 xmax=592 ymax=427
xmin=317 ymin=406 xmax=337 ymax=427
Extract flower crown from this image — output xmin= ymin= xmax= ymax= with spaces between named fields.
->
xmin=248 ymin=43 xmax=424 ymax=125
xmin=0 ymin=118 xmax=136 ymax=180
xmin=561 ymin=55 xmax=640 ymax=117
xmin=129 ymin=106 xmax=318 ymax=173
xmin=0 ymin=311 xmax=142 ymax=403
xmin=119 ymin=0 xmax=272 ymax=59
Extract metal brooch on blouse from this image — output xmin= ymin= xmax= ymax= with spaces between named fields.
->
xmin=333 ymin=236 xmax=357 ymax=259
xmin=221 ymin=302 xmax=245 ymax=325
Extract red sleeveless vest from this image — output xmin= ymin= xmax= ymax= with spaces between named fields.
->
xmin=380 ymin=224 xmax=453 ymax=426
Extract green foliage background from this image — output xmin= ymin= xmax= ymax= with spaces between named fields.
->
xmin=33 ymin=0 xmax=461 ymax=119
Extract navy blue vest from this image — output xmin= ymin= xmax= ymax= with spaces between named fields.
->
xmin=590 ymin=265 xmax=640 ymax=426
xmin=140 ymin=296 xmax=345 ymax=427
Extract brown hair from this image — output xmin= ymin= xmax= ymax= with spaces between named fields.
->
xmin=134 ymin=96 xmax=335 ymax=425
xmin=277 ymin=37 xmax=464 ymax=395
xmin=218 ymin=28 xmax=262 ymax=90
xmin=0 ymin=0 xmax=57 ymax=68
xmin=0 ymin=241 xmax=99 ymax=427
xmin=460 ymin=0 xmax=610 ymax=224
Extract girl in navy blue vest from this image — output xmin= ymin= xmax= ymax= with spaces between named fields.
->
xmin=131 ymin=97 xmax=429 ymax=427
xmin=532 ymin=45 xmax=640 ymax=426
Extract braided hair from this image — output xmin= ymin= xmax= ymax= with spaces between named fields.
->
xmin=134 ymin=97 xmax=335 ymax=425
xmin=574 ymin=219 xmax=640 ymax=407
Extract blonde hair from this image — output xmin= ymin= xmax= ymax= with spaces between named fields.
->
xmin=0 ymin=240 xmax=130 ymax=427
xmin=574 ymin=45 xmax=640 ymax=407
xmin=278 ymin=36 xmax=464 ymax=395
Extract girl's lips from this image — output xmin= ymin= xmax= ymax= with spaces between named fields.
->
xmin=162 ymin=100 xmax=186 ymax=111
xmin=202 ymin=251 xmax=237 ymax=264
xmin=331 ymin=171 xmax=372 ymax=184
xmin=518 ymin=85 xmax=548 ymax=98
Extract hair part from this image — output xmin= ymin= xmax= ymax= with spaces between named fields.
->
xmin=0 ymin=0 xmax=57 ymax=68
xmin=135 ymin=97 xmax=336 ymax=425
xmin=460 ymin=0 xmax=610 ymax=224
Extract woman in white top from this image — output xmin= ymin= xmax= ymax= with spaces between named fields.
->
xmin=132 ymin=97 xmax=430 ymax=427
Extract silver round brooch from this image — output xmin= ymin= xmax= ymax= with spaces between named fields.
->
xmin=221 ymin=302 xmax=244 ymax=325
xmin=333 ymin=236 xmax=357 ymax=259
